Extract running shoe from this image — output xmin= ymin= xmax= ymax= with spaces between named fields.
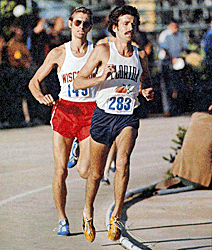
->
xmin=101 ymin=177 xmax=110 ymax=185
xmin=58 ymin=219 xmax=70 ymax=236
xmin=108 ymin=216 xmax=121 ymax=241
xmin=110 ymin=161 xmax=116 ymax=172
xmin=67 ymin=138 xmax=79 ymax=169
xmin=82 ymin=215 xmax=96 ymax=242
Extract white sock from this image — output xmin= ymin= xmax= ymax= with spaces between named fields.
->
xmin=104 ymin=172 xmax=109 ymax=179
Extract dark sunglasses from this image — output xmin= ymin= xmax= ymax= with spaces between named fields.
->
xmin=73 ymin=20 xmax=91 ymax=28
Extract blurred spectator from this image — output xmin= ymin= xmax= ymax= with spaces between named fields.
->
xmin=203 ymin=19 xmax=212 ymax=79
xmin=114 ymin=0 xmax=126 ymax=6
xmin=171 ymin=105 xmax=212 ymax=188
xmin=27 ymin=18 xmax=51 ymax=124
xmin=0 ymin=37 xmax=5 ymax=66
xmin=158 ymin=21 xmax=174 ymax=116
xmin=159 ymin=18 xmax=188 ymax=116
xmin=132 ymin=30 xmax=154 ymax=118
xmin=133 ymin=30 xmax=154 ymax=73
xmin=46 ymin=17 xmax=69 ymax=101
xmin=0 ymin=36 xmax=7 ymax=128
xmin=160 ymin=19 xmax=188 ymax=66
xmin=94 ymin=15 xmax=111 ymax=44
xmin=6 ymin=24 xmax=32 ymax=127
xmin=158 ymin=22 xmax=173 ymax=46
xmin=48 ymin=17 xmax=68 ymax=50
xmin=133 ymin=30 xmax=152 ymax=55
xmin=7 ymin=26 xmax=31 ymax=69
xmin=27 ymin=18 xmax=50 ymax=69
xmin=27 ymin=17 xmax=69 ymax=124
xmin=44 ymin=17 xmax=69 ymax=124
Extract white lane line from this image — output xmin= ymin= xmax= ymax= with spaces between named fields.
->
xmin=0 ymin=178 xmax=82 ymax=207
xmin=0 ymin=185 xmax=52 ymax=206
xmin=0 ymin=167 xmax=45 ymax=176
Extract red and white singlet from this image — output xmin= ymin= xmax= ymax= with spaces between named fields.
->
xmin=57 ymin=41 xmax=96 ymax=102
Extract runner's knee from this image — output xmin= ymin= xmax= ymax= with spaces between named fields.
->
xmin=90 ymin=168 xmax=104 ymax=181
xmin=54 ymin=167 xmax=68 ymax=180
xmin=78 ymin=167 xmax=89 ymax=179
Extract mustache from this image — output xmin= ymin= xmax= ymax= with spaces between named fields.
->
xmin=125 ymin=31 xmax=133 ymax=35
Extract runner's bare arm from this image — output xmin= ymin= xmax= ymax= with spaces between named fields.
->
xmin=29 ymin=47 xmax=63 ymax=106
xmin=73 ymin=44 xmax=114 ymax=90
xmin=139 ymin=50 xmax=154 ymax=101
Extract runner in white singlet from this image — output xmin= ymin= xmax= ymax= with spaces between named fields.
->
xmin=73 ymin=5 xmax=154 ymax=243
xmin=29 ymin=7 xmax=96 ymax=236
xmin=57 ymin=40 xmax=96 ymax=102
xmin=95 ymin=41 xmax=142 ymax=114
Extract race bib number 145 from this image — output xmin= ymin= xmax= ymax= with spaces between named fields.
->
xmin=68 ymin=84 xmax=89 ymax=97
xmin=105 ymin=93 xmax=135 ymax=115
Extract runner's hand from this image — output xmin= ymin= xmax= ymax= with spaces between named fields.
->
xmin=101 ymin=64 xmax=115 ymax=81
xmin=142 ymin=88 xmax=154 ymax=101
xmin=38 ymin=94 xmax=55 ymax=106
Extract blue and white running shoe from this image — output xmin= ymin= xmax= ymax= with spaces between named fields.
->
xmin=58 ymin=219 xmax=70 ymax=236
xmin=67 ymin=138 xmax=79 ymax=169
xmin=110 ymin=161 xmax=116 ymax=172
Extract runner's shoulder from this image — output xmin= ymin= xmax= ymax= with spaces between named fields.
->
xmin=48 ymin=44 xmax=65 ymax=61
xmin=94 ymin=43 xmax=109 ymax=58
xmin=95 ymin=42 xmax=109 ymax=50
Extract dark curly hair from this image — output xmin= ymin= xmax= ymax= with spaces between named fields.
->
xmin=108 ymin=5 xmax=140 ymax=37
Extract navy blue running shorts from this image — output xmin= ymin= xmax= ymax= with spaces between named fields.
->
xmin=90 ymin=106 xmax=140 ymax=147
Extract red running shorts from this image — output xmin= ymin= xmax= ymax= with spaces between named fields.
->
xmin=51 ymin=98 xmax=96 ymax=141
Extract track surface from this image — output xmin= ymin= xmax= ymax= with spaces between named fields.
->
xmin=1 ymin=115 xmax=211 ymax=250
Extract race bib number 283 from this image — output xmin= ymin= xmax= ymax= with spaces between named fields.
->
xmin=105 ymin=93 xmax=135 ymax=115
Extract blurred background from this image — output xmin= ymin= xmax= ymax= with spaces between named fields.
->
xmin=1 ymin=0 xmax=212 ymax=128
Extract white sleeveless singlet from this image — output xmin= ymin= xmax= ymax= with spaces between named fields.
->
xmin=58 ymin=41 xmax=96 ymax=102
xmin=96 ymin=42 xmax=143 ymax=115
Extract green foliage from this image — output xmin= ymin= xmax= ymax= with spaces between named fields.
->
xmin=165 ymin=168 xmax=174 ymax=180
xmin=1 ymin=0 xmax=16 ymax=18
xmin=163 ymin=126 xmax=187 ymax=163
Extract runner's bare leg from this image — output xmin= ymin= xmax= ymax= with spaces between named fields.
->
xmin=112 ymin=127 xmax=138 ymax=218
xmin=76 ymin=136 xmax=91 ymax=179
xmin=83 ymin=138 xmax=110 ymax=218
xmin=52 ymin=131 xmax=74 ymax=221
